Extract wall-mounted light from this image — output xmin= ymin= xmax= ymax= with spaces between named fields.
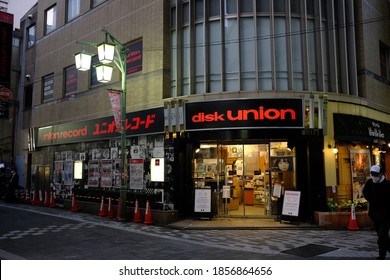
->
xmin=25 ymin=74 xmax=30 ymax=80
xmin=328 ymin=144 xmax=338 ymax=154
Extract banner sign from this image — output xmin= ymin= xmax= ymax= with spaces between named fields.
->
xmin=126 ymin=38 xmax=142 ymax=75
xmin=185 ymin=98 xmax=304 ymax=131
xmin=108 ymin=90 xmax=123 ymax=132
xmin=37 ymin=107 xmax=164 ymax=147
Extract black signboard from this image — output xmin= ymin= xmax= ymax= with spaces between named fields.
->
xmin=37 ymin=107 xmax=164 ymax=147
xmin=185 ymin=98 xmax=304 ymax=131
xmin=334 ymin=113 xmax=390 ymax=142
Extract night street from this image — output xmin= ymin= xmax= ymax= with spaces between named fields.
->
xmin=0 ymin=201 xmax=380 ymax=260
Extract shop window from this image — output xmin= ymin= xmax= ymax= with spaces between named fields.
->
xmin=44 ymin=5 xmax=56 ymax=35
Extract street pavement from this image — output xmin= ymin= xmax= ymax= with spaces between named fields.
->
xmin=0 ymin=201 xmax=383 ymax=260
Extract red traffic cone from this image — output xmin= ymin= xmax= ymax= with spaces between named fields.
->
xmin=143 ymin=200 xmax=153 ymax=225
xmin=348 ymin=204 xmax=359 ymax=231
xmin=107 ymin=197 xmax=115 ymax=218
xmin=71 ymin=192 xmax=80 ymax=212
xmin=132 ymin=199 xmax=142 ymax=223
xmin=49 ymin=192 xmax=56 ymax=208
xmin=98 ymin=196 xmax=107 ymax=217
xmin=31 ymin=190 xmax=37 ymax=205
xmin=43 ymin=190 xmax=50 ymax=207
xmin=116 ymin=198 xmax=121 ymax=220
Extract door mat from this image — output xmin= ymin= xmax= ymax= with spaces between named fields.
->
xmin=281 ymin=244 xmax=338 ymax=258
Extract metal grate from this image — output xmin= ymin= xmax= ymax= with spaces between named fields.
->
xmin=282 ymin=244 xmax=338 ymax=258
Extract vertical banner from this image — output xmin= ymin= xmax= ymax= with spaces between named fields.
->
xmin=0 ymin=11 xmax=13 ymax=87
xmin=108 ymin=90 xmax=123 ymax=132
xmin=350 ymin=150 xmax=371 ymax=200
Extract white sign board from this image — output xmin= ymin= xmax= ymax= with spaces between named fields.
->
xmin=151 ymin=158 xmax=164 ymax=182
xmin=222 ymin=185 xmax=230 ymax=199
xmin=194 ymin=188 xmax=211 ymax=213
xmin=282 ymin=190 xmax=301 ymax=217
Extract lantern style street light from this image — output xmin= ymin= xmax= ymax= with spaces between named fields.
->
xmin=75 ymin=29 xmax=128 ymax=219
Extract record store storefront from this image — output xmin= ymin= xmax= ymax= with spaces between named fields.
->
xmin=33 ymin=97 xmax=326 ymax=221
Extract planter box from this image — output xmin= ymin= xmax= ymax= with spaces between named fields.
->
xmin=63 ymin=199 xmax=178 ymax=225
xmin=314 ymin=211 xmax=374 ymax=229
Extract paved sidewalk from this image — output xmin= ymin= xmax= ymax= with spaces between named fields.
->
xmin=0 ymin=202 xmax=383 ymax=260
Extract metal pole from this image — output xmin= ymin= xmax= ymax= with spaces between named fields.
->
xmin=119 ymin=48 xmax=127 ymax=220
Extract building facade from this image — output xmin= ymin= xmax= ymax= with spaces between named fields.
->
xmin=12 ymin=0 xmax=390 ymax=223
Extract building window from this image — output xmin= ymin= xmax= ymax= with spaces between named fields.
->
xmin=67 ymin=0 xmax=80 ymax=22
xmin=27 ymin=24 xmax=36 ymax=47
xmin=91 ymin=0 xmax=106 ymax=8
xmin=45 ymin=5 xmax=57 ymax=34
xmin=380 ymin=42 xmax=390 ymax=81
xmin=24 ymin=85 xmax=33 ymax=109
xmin=64 ymin=65 xmax=78 ymax=95
xmin=42 ymin=74 xmax=54 ymax=101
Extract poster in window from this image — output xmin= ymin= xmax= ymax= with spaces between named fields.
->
xmin=100 ymin=159 xmax=112 ymax=188
xmin=88 ymin=160 xmax=100 ymax=187
xmin=270 ymin=156 xmax=294 ymax=172
xmin=63 ymin=160 xmax=73 ymax=185
xmin=350 ymin=150 xmax=371 ymax=200
xmin=130 ymin=159 xmax=144 ymax=189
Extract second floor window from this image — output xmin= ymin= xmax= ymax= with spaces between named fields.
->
xmin=27 ymin=24 xmax=36 ymax=48
xmin=67 ymin=0 xmax=80 ymax=22
xmin=45 ymin=5 xmax=57 ymax=34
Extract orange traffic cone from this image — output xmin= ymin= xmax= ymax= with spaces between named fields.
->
xmin=107 ymin=197 xmax=115 ymax=218
xmin=43 ymin=190 xmax=50 ymax=207
xmin=348 ymin=204 xmax=359 ymax=231
xmin=71 ymin=192 xmax=80 ymax=212
xmin=132 ymin=199 xmax=142 ymax=223
xmin=116 ymin=198 xmax=122 ymax=220
xmin=98 ymin=196 xmax=107 ymax=217
xmin=143 ymin=200 xmax=153 ymax=225
xmin=49 ymin=192 xmax=56 ymax=208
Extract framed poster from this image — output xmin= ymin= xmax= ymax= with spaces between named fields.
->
xmin=350 ymin=150 xmax=371 ymax=200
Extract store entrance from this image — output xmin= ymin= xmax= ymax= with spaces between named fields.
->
xmin=193 ymin=141 xmax=295 ymax=218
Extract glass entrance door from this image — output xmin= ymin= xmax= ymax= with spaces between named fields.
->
xmin=221 ymin=144 xmax=271 ymax=217
xmin=192 ymin=141 xmax=295 ymax=218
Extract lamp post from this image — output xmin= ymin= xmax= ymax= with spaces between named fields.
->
xmin=75 ymin=29 xmax=128 ymax=219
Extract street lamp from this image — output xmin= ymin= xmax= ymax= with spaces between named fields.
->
xmin=75 ymin=29 xmax=128 ymax=220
